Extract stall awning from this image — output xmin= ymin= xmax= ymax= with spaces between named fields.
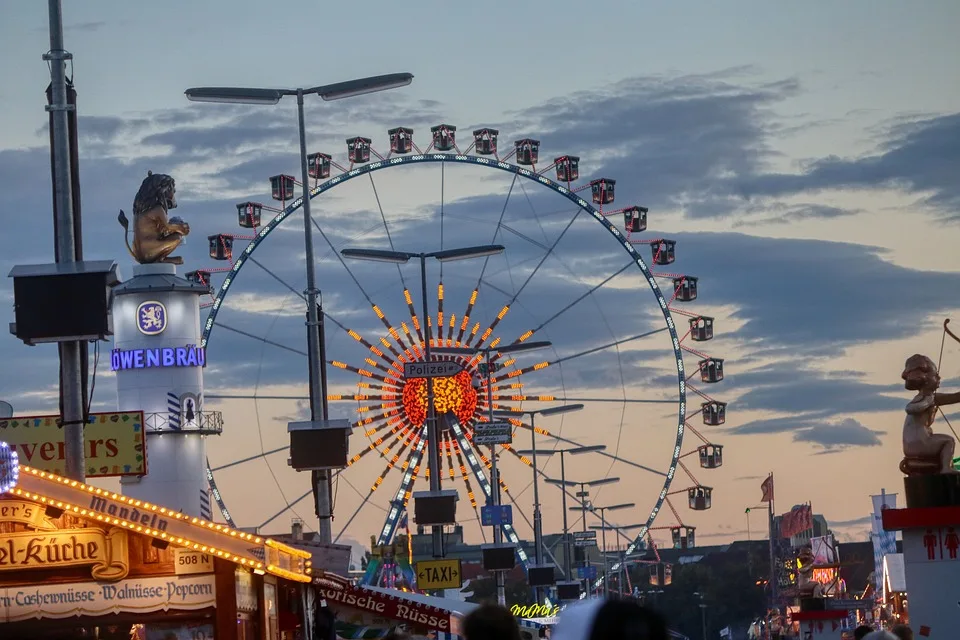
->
xmin=883 ymin=553 xmax=906 ymax=595
xmin=9 ymin=465 xmax=312 ymax=583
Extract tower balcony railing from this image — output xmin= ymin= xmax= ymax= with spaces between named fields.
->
xmin=144 ymin=410 xmax=223 ymax=436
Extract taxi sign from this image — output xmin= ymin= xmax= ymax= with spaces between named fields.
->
xmin=416 ymin=558 xmax=463 ymax=590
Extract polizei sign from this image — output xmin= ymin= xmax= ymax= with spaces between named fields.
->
xmin=110 ymin=345 xmax=206 ymax=372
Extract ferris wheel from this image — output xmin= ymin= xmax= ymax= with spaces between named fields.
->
xmin=188 ymin=123 xmax=728 ymax=589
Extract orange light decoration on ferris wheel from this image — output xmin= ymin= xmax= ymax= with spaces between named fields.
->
xmin=401 ymin=370 xmax=478 ymax=426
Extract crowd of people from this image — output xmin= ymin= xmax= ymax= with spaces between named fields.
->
xmin=854 ymin=622 xmax=914 ymax=640
xmin=372 ymin=603 xmax=919 ymax=640
xmin=382 ymin=599 xmax=670 ymax=640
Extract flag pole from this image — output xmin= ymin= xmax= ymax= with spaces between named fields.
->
xmin=768 ymin=472 xmax=778 ymax=608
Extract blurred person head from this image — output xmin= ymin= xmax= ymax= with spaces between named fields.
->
xmin=854 ymin=625 xmax=875 ymax=640
xmin=862 ymin=632 xmax=898 ymax=640
xmin=462 ymin=603 xmax=522 ymax=640
xmin=890 ymin=624 xmax=913 ymax=640
xmin=551 ymin=598 xmax=669 ymax=640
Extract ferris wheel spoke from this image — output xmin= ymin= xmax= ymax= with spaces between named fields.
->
xmin=439 ymin=162 xmax=446 ymax=265
xmin=367 ymin=173 xmax=407 ymax=289
xmin=377 ymin=428 xmax=427 ymax=545
xmin=211 ymin=446 xmax=289 ymax=472
xmin=248 ymin=255 xmax=305 ymax=302
xmin=496 ymin=221 xmax=551 ymax=253
xmin=501 ymin=206 xmax=583 ymax=307
xmin=471 ymin=173 xmax=518 ymax=291
xmin=451 ymin=441 xmax=476 ymax=500
xmin=309 ymin=217 xmax=377 ymax=307
xmin=335 ymin=445 xmax=413 ymax=543
xmin=449 ymin=419 xmax=531 ymax=566
xmin=508 ymin=420 xmax=666 ymax=477
xmin=258 ymin=488 xmax=313 ymax=530
xmin=550 ymin=328 xmax=668 ymax=366
xmin=512 ymin=261 xmax=633 ymax=344
xmin=216 ymin=323 xmax=308 ymax=357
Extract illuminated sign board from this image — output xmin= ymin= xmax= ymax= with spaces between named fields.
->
xmin=0 ymin=412 xmax=146 ymax=478
xmin=110 ymin=345 xmax=206 ymax=371
xmin=0 ymin=574 xmax=216 ymax=622
xmin=136 ymin=301 xmax=167 ymax=336
xmin=0 ymin=527 xmax=129 ymax=581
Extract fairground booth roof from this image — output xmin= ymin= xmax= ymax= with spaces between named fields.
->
xmin=5 ymin=465 xmax=312 ymax=583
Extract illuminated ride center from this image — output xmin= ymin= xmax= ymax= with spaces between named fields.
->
xmin=190 ymin=124 xmax=729 ymax=594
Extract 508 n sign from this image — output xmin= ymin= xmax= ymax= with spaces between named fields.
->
xmin=175 ymin=549 xmax=214 ymax=576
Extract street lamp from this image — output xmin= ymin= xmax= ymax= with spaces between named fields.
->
xmin=499 ymin=404 xmax=582 ymax=601
xmin=434 ymin=341 xmax=552 ymax=606
xmin=694 ymin=591 xmax=708 ymax=640
xmin=546 ymin=475 xmax=618 ymax=597
xmin=538 ymin=445 xmax=605 ymax=581
xmin=577 ymin=502 xmax=634 ymax=597
xmin=342 ymin=245 xmax=505 ymax=560
xmin=591 ymin=521 xmax=645 ymax=596
xmin=185 ymin=73 xmax=413 ymax=544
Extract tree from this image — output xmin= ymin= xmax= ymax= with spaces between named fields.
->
xmin=629 ymin=548 xmax=768 ymax=639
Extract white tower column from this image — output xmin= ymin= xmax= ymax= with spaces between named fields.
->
xmin=113 ymin=263 xmax=219 ymax=519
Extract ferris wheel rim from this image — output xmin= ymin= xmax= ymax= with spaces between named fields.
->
xmin=198 ymin=150 xmax=689 ymax=571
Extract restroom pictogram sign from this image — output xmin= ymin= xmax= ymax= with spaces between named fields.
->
xmin=920 ymin=527 xmax=959 ymax=561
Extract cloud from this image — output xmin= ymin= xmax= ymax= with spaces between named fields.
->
xmin=829 ymin=515 xmax=872 ymax=528
xmin=507 ymin=70 xmax=801 ymax=219
xmin=2 ymin=69 xmax=958 ymax=537
xmin=734 ymin=113 xmax=960 ymax=219
xmin=731 ymin=416 xmax=884 ymax=452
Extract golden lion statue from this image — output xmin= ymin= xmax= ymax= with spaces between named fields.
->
xmin=117 ymin=171 xmax=190 ymax=264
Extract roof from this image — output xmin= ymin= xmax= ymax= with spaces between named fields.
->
xmin=884 ymin=553 xmax=906 ymax=593
xmin=9 ymin=465 xmax=312 ymax=583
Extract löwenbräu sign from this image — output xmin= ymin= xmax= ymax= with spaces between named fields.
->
xmin=110 ymin=345 xmax=206 ymax=371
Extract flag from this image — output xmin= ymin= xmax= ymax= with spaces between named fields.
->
xmin=870 ymin=492 xmax=898 ymax=597
xmin=760 ymin=474 xmax=774 ymax=503
xmin=780 ymin=504 xmax=814 ymax=538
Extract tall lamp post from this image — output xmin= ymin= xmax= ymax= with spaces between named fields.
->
xmin=541 ymin=446 xmax=607 ymax=581
xmin=434 ymin=341 xmax=553 ymax=606
xmin=341 ymin=245 xmax=505 ymax=559
xmin=185 ymin=72 xmax=414 ymax=543
xmin=500 ymin=404 xmax=582 ymax=602
xmin=590 ymin=520 xmax=644 ymax=597
xmin=546 ymin=475 xmax=618 ymax=596
xmin=694 ymin=590 xmax=708 ymax=640
xmin=576 ymin=502 xmax=634 ymax=597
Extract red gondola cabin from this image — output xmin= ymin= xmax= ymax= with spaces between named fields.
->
xmin=473 ymin=128 xmax=499 ymax=155
xmin=208 ymin=234 xmax=233 ymax=261
xmin=269 ymin=174 xmax=296 ymax=202
xmin=236 ymin=202 xmax=262 ymax=229
xmin=554 ymin=156 xmax=580 ymax=182
xmin=389 ymin=127 xmax=414 ymax=154
xmin=431 ymin=124 xmax=457 ymax=151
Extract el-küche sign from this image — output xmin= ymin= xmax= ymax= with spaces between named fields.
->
xmin=111 ymin=345 xmax=206 ymax=372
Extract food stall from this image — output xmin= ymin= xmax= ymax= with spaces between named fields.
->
xmin=0 ymin=465 xmax=312 ymax=639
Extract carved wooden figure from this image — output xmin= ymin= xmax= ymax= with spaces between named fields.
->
xmin=900 ymin=327 xmax=960 ymax=476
